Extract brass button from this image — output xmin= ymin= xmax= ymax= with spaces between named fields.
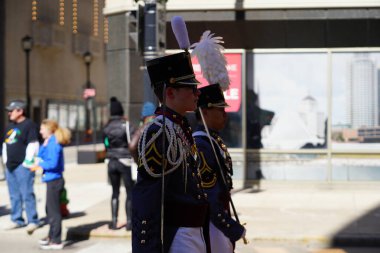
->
xmin=198 ymin=195 xmax=201 ymax=199
xmin=197 ymin=184 xmax=200 ymax=188
xmin=226 ymin=224 xmax=230 ymax=228
xmin=204 ymin=193 xmax=207 ymax=198
xmin=142 ymin=220 xmax=147 ymax=225
xmin=141 ymin=239 xmax=146 ymax=244
xmin=192 ymin=172 xmax=195 ymax=177
xmin=218 ymin=213 xmax=222 ymax=217
xmin=222 ymin=219 xmax=226 ymax=223
xmin=141 ymin=230 xmax=146 ymax=234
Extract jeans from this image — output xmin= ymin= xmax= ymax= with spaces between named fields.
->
xmin=5 ymin=164 xmax=39 ymax=225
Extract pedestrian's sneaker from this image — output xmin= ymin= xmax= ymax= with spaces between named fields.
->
xmin=40 ymin=242 xmax=64 ymax=250
xmin=26 ymin=223 xmax=39 ymax=235
xmin=38 ymin=237 xmax=50 ymax=246
xmin=3 ymin=222 xmax=24 ymax=230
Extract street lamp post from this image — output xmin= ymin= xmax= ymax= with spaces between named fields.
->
xmin=83 ymin=51 xmax=93 ymax=142
xmin=21 ymin=35 xmax=33 ymax=118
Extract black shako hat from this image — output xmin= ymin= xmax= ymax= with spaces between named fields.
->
xmin=110 ymin=97 xmax=124 ymax=116
xmin=198 ymin=84 xmax=229 ymax=108
xmin=146 ymin=52 xmax=200 ymax=88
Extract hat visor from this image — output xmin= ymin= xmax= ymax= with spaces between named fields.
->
xmin=214 ymin=102 xmax=230 ymax=108
xmin=5 ymin=106 xmax=15 ymax=111
xmin=175 ymin=77 xmax=201 ymax=86
xmin=201 ymin=102 xmax=230 ymax=108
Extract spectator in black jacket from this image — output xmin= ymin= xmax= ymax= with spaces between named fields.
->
xmin=103 ymin=97 xmax=134 ymax=231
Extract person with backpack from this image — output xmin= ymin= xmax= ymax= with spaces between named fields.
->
xmin=103 ymin=97 xmax=134 ymax=231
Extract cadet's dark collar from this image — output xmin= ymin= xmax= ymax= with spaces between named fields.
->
xmin=155 ymin=107 xmax=188 ymax=126
xmin=156 ymin=106 xmax=194 ymax=145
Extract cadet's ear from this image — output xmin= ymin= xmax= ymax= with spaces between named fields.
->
xmin=201 ymin=108 xmax=210 ymax=117
xmin=166 ymin=87 xmax=176 ymax=99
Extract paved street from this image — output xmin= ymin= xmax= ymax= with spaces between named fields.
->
xmin=1 ymin=156 xmax=380 ymax=252
xmin=0 ymin=231 xmax=379 ymax=253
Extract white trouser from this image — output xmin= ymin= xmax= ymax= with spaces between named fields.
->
xmin=169 ymin=227 xmax=207 ymax=253
xmin=210 ymin=222 xmax=233 ymax=253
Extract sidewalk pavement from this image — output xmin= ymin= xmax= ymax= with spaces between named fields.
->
xmin=1 ymin=162 xmax=380 ymax=248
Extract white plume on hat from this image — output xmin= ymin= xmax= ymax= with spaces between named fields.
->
xmin=190 ymin=30 xmax=230 ymax=91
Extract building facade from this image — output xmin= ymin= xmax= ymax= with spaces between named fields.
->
xmin=105 ymin=0 xmax=380 ymax=184
xmin=0 ymin=0 xmax=109 ymax=145
xmin=347 ymin=54 xmax=378 ymax=129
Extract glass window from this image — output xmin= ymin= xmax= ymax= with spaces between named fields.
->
xmin=78 ymin=104 xmax=85 ymax=131
xmin=250 ymin=52 xmax=328 ymax=150
xmin=68 ymin=105 xmax=78 ymax=130
xmin=96 ymin=106 xmax=104 ymax=131
xmin=220 ymin=110 xmax=242 ymax=148
xmin=331 ymin=52 xmax=380 ymax=151
xmin=247 ymin=153 xmax=328 ymax=181
xmin=59 ymin=104 xmax=68 ymax=128
xmin=47 ymin=103 xmax=59 ymax=121
xmin=192 ymin=52 xmax=244 ymax=148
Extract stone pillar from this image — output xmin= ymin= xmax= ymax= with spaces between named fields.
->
xmin=106 ymin=12 xmax=145 ymax=127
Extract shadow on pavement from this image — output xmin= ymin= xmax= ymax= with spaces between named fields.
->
xmin=66 ymin=221 xmax=109 ymax=241
xmin=0 ymin=205 xmax=10 ymax=217
xmin=64 ymin=211 xmax=86 ymax=220
xmin=246 ymin=188 xmax=265 ymax=194
xmin=330 ymin=204 xmax=380 ymax=250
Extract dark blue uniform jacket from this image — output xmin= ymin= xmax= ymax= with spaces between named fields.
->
xmin=132 ymin=108 xmax=210 ymax=253
xmin=193 ymin=125 xmax=245 ymax=245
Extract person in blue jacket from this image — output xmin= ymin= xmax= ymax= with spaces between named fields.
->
xmin=132 ymin=51 xmax=211 ymax=253
xmin=193 ymin=84 xmax=246 ymax=253
xmin=32 ymin=119 xmax=71 ymax=250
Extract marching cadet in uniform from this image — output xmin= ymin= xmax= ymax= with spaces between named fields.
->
xmin=132 ymin=17 xmax=210 ymax=253
xmin=191 ymin=31 xmax=246 ymax=253
xmin=193 ymin=84 xmax=246 ymax=253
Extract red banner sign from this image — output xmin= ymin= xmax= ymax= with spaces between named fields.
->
xmin=83 ymin=88 xmax=96 ymax=99
xmin=192 ymin=53 xmax=242 ymax=112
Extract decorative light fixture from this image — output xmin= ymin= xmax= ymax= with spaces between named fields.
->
xmin=103 ymin=17 xmax=109 ymax=44
xmin=32 ymin=0 xmax=38 ymax=21
xmin=83 ymin=51 xmax=93 ymax=65
xmin=93 ymin=0 xmax=99 ymax=36
xmin=59 ymin=0 xmax=65 ymax=26
xmin=22 ymin=35 xmax=33 ymax=52
xmin=72 ymin=0 xmax=78 ymax=34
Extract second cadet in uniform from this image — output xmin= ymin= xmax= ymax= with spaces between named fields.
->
xmin=193 ymin=84 xmax=246 ymax=253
